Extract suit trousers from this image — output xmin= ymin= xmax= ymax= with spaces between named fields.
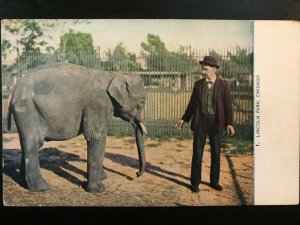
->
xmin=191 ymin=113 xmax=222 ymax=186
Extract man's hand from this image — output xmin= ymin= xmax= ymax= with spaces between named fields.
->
xmin=227 ymin=125 xmax=235 ymax=136
xmin=175 ymin=120 xmax=185 ymax=129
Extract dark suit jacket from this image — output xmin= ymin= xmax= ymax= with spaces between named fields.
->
xmin=181 ymin=77 xmax=233 ymax=133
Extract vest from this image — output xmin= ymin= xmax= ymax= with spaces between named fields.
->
xmin=201 ymin=82 xmax=215 ymax=115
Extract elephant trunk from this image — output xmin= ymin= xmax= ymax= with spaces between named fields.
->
xmin=134 ymin=109 xmax=147 ymax=177
xmin=135 ymin=123 xmax=146 ymax=177
xmin=114 ymin=105 xmax=147 ymax=176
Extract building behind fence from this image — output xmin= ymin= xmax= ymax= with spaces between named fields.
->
xmin=2 ymin=47 xmax=254 ymax=139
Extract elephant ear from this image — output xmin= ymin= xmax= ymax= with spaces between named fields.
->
xmin=107 ymin=74 xmax=129 ymax=107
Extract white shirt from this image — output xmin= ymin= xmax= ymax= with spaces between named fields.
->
xmin=206 ymin=78 xmax=215 ymax=89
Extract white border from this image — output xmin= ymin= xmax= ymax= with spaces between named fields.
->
xmin=254 ymin=21 xmax=300 ymax=205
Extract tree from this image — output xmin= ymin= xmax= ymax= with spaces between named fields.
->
xmin=228 ymin=47 xmax=253 ymax=75
xmin=2 ymin=19 xmax=50 ymax=54
xmin=1 ymin=19 xmax=92 ymax=79
xmin=19 ymin=20 xmax=48 ymax=53
xmin=141 ymin=34 xmax=196 ymax=72
xmin=59 ymin=29 xmax=95 ymax=54
xmin=1 ymin=40 xmax=11 ymax=58
xmin=104 ymin=42 xmax=142 ymax=71
xmin=209 ymin=47 xmax=253 ymax=80
xmin=166 ymin=46 xmax=197 ymax=73
xmin=141 ymin=34 xmax=167 ymax=55
xmin=141 ymin=34 xmax=168 ymax=71
xmin=1 ymin=19 xmax=90 ymax=55
xmin=57 ymin=29 xmax=98 ymax=67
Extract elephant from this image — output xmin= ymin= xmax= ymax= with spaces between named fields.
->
xmin=7 ymin=62 xmax=147 ymax=192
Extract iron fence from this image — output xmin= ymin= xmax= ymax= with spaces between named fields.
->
xmin=2 ymin=46 xmax=253 ymax=139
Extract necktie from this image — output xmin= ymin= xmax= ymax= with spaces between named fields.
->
xmin=207 ymin=81 xmax=213 ymax=89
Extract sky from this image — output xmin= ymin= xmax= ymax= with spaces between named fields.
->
xmin=2 ymin=19 xmax=254 ymax=57
xmin=51 ymin=19 xmax=254 ymax=55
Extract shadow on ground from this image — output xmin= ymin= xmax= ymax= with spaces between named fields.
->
xmin=104 ymin=152 xmax=192 ymax=189
xmin=225 ymin=154 xmax=247 ymax=205
xmin=3 ymin=148 xmax=87 ymax=189
xmin=3 ymin=148 xmax=195 ymax=191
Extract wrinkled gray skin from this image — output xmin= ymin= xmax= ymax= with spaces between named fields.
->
xmin=7 ymin=62 xmax=147 ymax=192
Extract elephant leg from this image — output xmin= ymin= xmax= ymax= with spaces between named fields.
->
xmin=83 ymin=101 xmax=110 ymax=192
xmin=86 ymin=135 xmax=106 ymax=192
xmin=18 ymin=134 xmax=49 ymax=192
xmin=13 ymin=101 xmax=49 ymax=192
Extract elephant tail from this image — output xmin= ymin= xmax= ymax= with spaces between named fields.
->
xmin=7 ymin=87 xmax=15 ymax=131
xmin=7 ymin=98 xmax=12 ymax=131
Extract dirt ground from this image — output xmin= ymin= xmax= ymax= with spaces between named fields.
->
xmin=2 ymin=133 xmax=253 ymax=206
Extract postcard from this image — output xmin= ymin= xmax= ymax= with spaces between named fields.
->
xmin=1 ymin=19 xmax=299 ymax=206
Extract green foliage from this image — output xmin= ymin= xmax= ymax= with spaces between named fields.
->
xmin=141 ymin=34 xmax=167 ymax=54
xmin=141 ymin=34 xmax=196 ymax=72
xmin=168 ymin=46 xmax=197 ymax=73
xmin=2 ymin=19 xmax=44 ymax=54
xmin=104 ymin=42 xmax=142 ymax=71
xmin=59 ymin=29 xmax=95 ymax=54
xmin=1 ymin=40 xmax=11 ymax=58
xmin=2 ymin=19 xmax=51 ymax=54
xmin=2 ymin=19 xmax=23 ymax=34
xmin=2 ymin=19 xmax=90 ymax=55
xmin=222 ymin=137 xmax=253 ymax=155
xmin=141 ymin=34 xmax=169 ymax=71
xmin=19 ymin=20 xmax=46 ymax=53
xmin=209 ymin=47 xmax=253 ymax=79
xmin=57 ymin=29 xmax=98 ymax=67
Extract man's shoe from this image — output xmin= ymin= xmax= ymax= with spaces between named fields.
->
xmin=190 ymin=185 xmax=199 ymax=193
xmin=210 ymin=183 xmax=223 ymax=191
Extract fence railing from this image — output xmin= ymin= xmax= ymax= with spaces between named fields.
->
xmin=2 ymin=47 xmax=253 ymax=139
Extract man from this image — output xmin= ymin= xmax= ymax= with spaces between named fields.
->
xmin=175 ymin=56 xmax=235 ymax=193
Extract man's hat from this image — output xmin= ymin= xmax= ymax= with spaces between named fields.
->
xmin=199 ymin=56 xmax=219 ymax=69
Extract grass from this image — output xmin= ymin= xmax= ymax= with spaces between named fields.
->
xmin=107 ymin=118 xmax=193 ymax=139
xmin=222 ymin=137 xmax=253 ymax=156
xmin=107 ymin=118 xmax=252 ymax=156
xmin=148 ymin=134 xmax=252 ymax=156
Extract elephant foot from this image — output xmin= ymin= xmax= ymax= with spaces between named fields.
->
xmin=99 ymin=170 xmax=108 ymax=180
xmin=27 ymin=177 xmax=50 ymax=192
xmin=87 ymin=182 xmax=105 ymax=193
xmin=136 ymin=170 xmax=145 ymax=177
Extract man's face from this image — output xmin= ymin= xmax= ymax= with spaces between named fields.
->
xmin=201 ymin=65 xmax=216 ymax=79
